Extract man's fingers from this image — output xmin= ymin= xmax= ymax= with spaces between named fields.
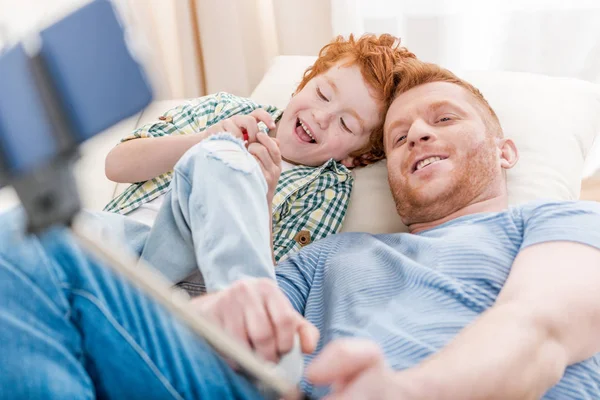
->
xmin=250 ymin=109 xmax=276 ymax=130
xmin=305 ymin=339 xmax=384 ymax=386
xmin=298 ymin=320 xmax=320 ymax=354
xmin=234 ymin=281 xmax=279 ymax=363
xmin=264 ymin=288 xmax=301 ymax=355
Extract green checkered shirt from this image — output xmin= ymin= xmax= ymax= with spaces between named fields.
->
xmin=104 ymin=92 xmax=354 ymax=262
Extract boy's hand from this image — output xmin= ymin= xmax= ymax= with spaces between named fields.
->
xmin=189 ymin=278 xmax=319 ymax=364
xmin=248 ymin=132 xmax=282 ymax=204
xmin=203 ymin=109 xmax=276 ymax=143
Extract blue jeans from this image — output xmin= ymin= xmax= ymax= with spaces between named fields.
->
xmin=0 ymin=135 xmax=279 ymax=398
xmin=0 ymin=209 xmax=264 ymax=399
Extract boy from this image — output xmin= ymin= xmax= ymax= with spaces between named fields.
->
xmin=104 ymin=34 xmax=415 ymax=294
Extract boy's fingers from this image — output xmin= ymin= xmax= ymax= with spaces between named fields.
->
xmin=248 ymin=143 xmax=272 ymax=169
xmin=222 ymin=119 xmax=243 ymax=139
xmin=235 ymin=115 xmax=260 ymax=143
xmin=250 ymin=109 xmax=276 ymax=130
xmin=257 ymin=132 xmax=282 ymax=165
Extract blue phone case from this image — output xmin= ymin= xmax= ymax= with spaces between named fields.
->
xmin=0 ymin=0 xmax=153 ymax=175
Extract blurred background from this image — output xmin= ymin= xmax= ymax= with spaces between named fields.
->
xmin=2 ymin=0 xmax=599 ymax=100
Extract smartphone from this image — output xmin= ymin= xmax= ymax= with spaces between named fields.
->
xmin=0 ymin=0 xmax=153 ymax=178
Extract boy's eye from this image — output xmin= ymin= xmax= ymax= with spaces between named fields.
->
xmin=340 ymin=117 xmax=353 ymax=134
xmin=317 ymin=87 xmax=329 ymax=102
xmin=437 ymin=116 xmax=452 ymax=123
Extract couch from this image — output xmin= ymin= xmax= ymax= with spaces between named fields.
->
xmin=1 ymin=56 xmax=600 ymax=236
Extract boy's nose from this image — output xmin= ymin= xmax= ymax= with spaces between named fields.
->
xmin=312 ymin=109 xmax=333 ymax=130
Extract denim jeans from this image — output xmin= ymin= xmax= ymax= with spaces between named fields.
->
xmin=0 ymin=134 xmax=282 ymax=398
xmin=0 ymin=209 xmax=265 ymax=399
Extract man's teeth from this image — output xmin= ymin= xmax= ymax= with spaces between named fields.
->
xmin=416 ymin=156 xmax=443 ymax=171
xmin=300 ymin=120 xmax=315 ymax=142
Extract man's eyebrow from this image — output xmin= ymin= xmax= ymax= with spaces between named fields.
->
xmin=427 ymin=100 xmax=466 ymax=115
xmin=385 ymin=118 xmax=410 ymax=134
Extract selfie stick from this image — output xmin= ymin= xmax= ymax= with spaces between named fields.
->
xmin=0 ymin=1 xmax=310 ymax=399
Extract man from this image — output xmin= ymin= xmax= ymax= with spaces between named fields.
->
xmin=1 ymin=60 xmax=600 ymax=399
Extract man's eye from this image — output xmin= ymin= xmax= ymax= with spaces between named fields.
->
xmin=438 ymin=116 xmax=452 ymax=123
xmin=340 ymin=117 xmax=353 ymax=134
xmin=395 ymin=134 xmax=407 ymax=145
xmin=317 ymin=88 xmax=329 ymax=102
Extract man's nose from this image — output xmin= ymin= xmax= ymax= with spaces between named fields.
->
xmin=312 ymin=108 xmax=333 ymax=130
xmin=407 ymin=120 xmax=436 ymax=150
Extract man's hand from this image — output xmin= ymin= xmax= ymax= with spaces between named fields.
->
xmin=203 ymin=109 xmax=276 ymax=143
xmin=306 ymin=339 xmax=424 ymax=400
xmin=248 ymin=132 xmax=282 ymax=204
xmin=189 ymin=278 xmax=319 ymax=363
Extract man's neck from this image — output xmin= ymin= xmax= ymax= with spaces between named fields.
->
xmin=408 ymin=195 xmax=508 ymax=234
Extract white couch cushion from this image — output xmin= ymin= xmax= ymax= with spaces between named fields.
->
xmin=251 ymin=56 xmax=600 ymax=233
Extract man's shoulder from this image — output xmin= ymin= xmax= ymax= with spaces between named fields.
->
xmin=511 ymin=199 xmax=600 ymax=220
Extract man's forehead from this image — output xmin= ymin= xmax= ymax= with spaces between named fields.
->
xmin=385 ymin=82 xmax=473 ymax=126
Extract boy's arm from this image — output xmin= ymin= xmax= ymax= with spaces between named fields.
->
xmin=105 ymin=95 xmax=220 ymax=183
xmin=105 ymin=133 xmax=207 ymax=183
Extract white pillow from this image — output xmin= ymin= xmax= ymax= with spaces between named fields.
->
xmin=251 ymin=56 xmax=600 ymax=234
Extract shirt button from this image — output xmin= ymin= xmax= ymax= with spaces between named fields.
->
xmin=294 ymin=230 xmax=312 ymax=247
xmin=159 ymin=116 xmax=173 ymax=123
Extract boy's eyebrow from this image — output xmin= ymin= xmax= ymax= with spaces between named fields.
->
xmin=324 ymin=76 xmax=339 ymax=94
xmin=324 ymin=76 xmax=366 ymax=131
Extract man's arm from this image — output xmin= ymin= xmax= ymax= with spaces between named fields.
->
xmin=398 ymin=240 xmax=600 ymax=399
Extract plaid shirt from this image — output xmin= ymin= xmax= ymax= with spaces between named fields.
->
xmin=104 ymin=92 xmax=354 ymax=262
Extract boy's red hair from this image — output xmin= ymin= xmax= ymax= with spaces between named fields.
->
xmin=295 ymin=34 xmax=416 ymax=167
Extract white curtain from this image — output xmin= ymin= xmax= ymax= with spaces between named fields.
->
xmin=331 ymin=0 xmax=600 ymax=84
xmin=1 ymin=0 xmax=333 ymax=99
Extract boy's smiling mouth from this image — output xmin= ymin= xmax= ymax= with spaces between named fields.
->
xmin=295 ymin=118 xmax=317 ymax=143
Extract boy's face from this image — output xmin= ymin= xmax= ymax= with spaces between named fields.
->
xmin=276 ymin=62 xmax=381 ymax=167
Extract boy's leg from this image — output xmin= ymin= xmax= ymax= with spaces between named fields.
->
xmin=0 ymin=209 xmax=263 ymax=399
xmin=140 ymin=133 xmax=275 ymax=293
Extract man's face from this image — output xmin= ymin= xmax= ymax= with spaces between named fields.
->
xmin=384 ymin=82 xmax=503 ymax=224
xmin=276 ymin=62 xmax=381 ymax=167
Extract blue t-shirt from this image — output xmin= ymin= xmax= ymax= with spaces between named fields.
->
xmin=275 ymin=200 xmax=600 ymax=399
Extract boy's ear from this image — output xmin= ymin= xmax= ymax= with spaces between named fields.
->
xmin=340 ymin=156 xmax=355 ymax=168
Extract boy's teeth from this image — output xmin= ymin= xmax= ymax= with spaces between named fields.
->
xmin=416 ymin=156 xmax=442 ymax=171
xmin=300 ymin=120 xmax=315 ymax=141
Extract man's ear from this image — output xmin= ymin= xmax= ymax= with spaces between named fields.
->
xmin=498 ymin=138 xmax=519 ymax=170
